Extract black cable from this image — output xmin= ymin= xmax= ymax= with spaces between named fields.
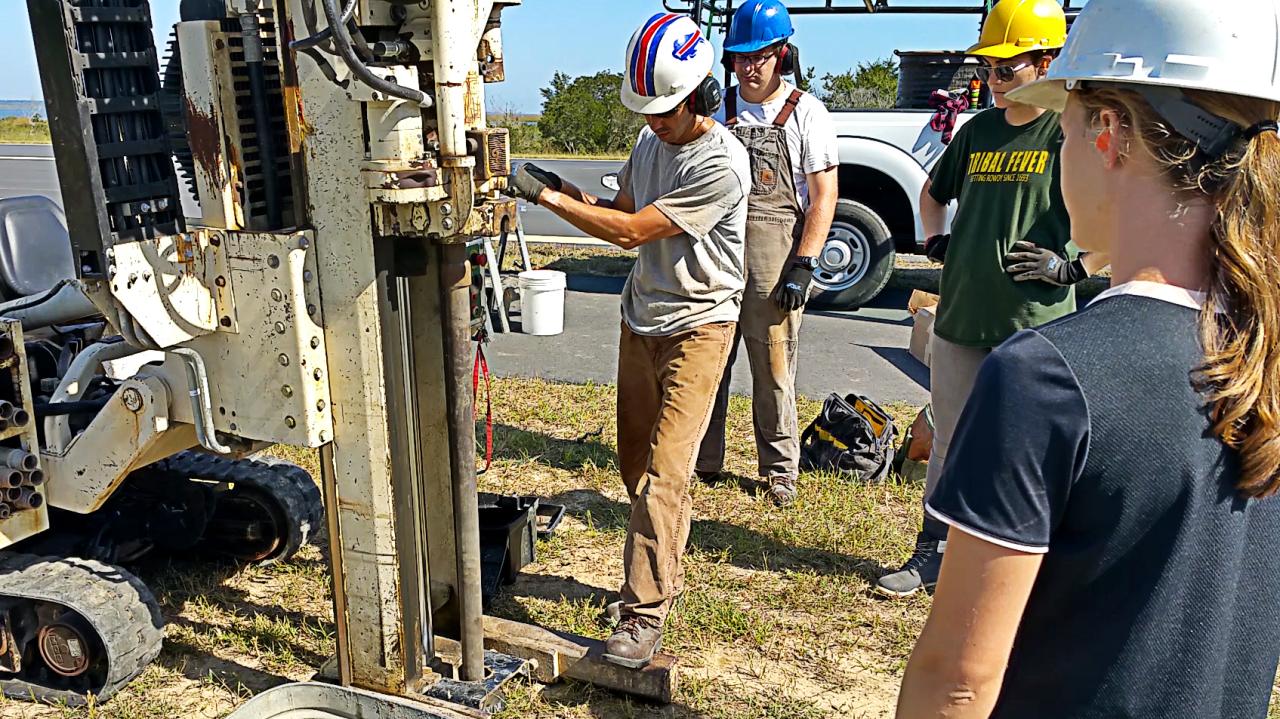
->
xmin=0 ymin=279 xmax=73 ymax=315
xmin=289 ymin=0 xmax=357 ymax=51
xmin=34 ymin=399 xmax=110 ymax=418
xmin=319 ymin=0 xmax=431 ymax=106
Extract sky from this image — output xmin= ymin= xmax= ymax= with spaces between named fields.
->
xmin=0 ymin=1 xmax=1076 ymax=113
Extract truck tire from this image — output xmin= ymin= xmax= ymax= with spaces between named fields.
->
xmin=810 ymin=199 xmax=895 ymax=310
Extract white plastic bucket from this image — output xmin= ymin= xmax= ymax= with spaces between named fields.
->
xmin=518 ymin=270 xmax=566 ymax=336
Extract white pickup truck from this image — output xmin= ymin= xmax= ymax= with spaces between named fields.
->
xmin=811 ymin=108 xmax=972 ymax=308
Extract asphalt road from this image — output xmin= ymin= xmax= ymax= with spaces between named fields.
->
xmin=0 ymin=144 xmax=928 ymax=405
xmin=0 ymin=144 xmax=614 ymax=239
xmin=488 ymin=278 xmax=929 ymax=406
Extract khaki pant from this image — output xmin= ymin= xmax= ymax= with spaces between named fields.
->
xmin=922 ymin=334 xmax=991 ymax=539
xmin=617 ymin=320 xmax=736 ymax=624
xmin=696 ymin=291 xmax=803 ymax=480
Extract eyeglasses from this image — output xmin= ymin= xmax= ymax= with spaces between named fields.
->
xmin=975 ymin=61 xmax=1032 ymax=84
xmin=732 ymin=49 xmax=777 ymax=68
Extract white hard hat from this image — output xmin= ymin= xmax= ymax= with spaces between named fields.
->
xmin=1009 ymin=0 xmax=1280 ymax=113
xmin=621 ymin=13 xmax=714 ymax=115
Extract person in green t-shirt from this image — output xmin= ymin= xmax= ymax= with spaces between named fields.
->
xmin=876 ymin=0 xmax=1108 ymax=599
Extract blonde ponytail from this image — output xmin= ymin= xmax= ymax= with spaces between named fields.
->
xmin=1078 ymin=87 xmax=1280 ymax=498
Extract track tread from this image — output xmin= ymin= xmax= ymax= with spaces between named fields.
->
xmin=0 ymin=553 xmax=163 ymax=706
xmin=154 ymin=452 xmax=322 ymax=565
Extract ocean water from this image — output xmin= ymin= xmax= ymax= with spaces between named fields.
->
xmin=0 ymin=102 xmax=46 ymax=119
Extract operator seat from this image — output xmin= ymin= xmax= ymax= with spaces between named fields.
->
xmin=0 ymin=196 xmax=76 ymax=302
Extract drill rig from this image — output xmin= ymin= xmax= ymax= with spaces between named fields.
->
xmin=2 ymin=0 xmax=670 ymax=714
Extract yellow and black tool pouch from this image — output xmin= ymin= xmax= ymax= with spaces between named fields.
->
xmin=799 ymin=393 xmax=897 ymax=483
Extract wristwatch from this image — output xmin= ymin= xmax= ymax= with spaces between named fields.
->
xmin=793 ymin=256 xmax=820 ymax=271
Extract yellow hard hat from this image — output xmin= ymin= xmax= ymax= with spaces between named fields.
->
xmin=968 ymin=0 xmax=1067 ymax=59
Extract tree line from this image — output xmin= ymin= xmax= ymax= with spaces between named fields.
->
xmin=492 ymin=58 xmax=900 ymax=156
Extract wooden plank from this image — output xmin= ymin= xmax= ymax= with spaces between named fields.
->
xmin=480 ymin=616 xmax=677 ymax=704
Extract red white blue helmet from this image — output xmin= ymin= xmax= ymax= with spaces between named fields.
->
xmin=621 ymin=13 xmax=714 ymax=114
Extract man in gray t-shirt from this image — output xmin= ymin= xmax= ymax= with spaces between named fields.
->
xmin=505 ymin=13 xmax=748 ymax=670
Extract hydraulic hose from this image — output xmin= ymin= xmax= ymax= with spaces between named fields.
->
xmin=319 ymin=0 xmax=432 ymax=107
xmin=289 ymin=0 xmax=357 ymax=51
xmin=241 ymin=12 xmax=283 ymax=229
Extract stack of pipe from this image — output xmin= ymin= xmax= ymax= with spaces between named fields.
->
xmin=0 ymin=448 xmax=41 ymax=520
xmin=0 ymin=401 xmax=30 ymax=432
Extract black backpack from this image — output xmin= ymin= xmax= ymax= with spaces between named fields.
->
xmin=799 ymin=393 xmax=897 ymax=483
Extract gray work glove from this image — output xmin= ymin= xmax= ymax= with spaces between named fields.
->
xmin=1003 ymin=241 xmax=1088 ymax=286
xmin=776 ymin=260 xmax=815 ymax=312
xmin=507 ymin=163 xmax=563 ymax=205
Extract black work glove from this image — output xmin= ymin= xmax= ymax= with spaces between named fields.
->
xmin=1003 ymin=241 xmax=1088 ymax=286
xmin=924 ymin=233 xmax=950 ymax=264
xmin=507 ymin=163 xmax=563 ymax=205
xmin=776 ymin=259 xmax=815 ymax=312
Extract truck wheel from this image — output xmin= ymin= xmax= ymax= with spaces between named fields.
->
xmin=810 ymin=199 xmax=895 ymax=310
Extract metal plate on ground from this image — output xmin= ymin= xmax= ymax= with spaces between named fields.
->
xmin=224 ymin=681 xmax=478 ymax=719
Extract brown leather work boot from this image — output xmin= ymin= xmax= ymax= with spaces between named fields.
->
xmin=768 ymin=476 xmax=797 ymax=506
xmin=603 ymin=615 xmax=663 ymax=669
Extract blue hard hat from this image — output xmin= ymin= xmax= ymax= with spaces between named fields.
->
xmin=724 ymin=0 xmax=794 ymax=53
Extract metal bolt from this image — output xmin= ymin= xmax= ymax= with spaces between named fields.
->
xmin=121 ymin=387 xmax=144 ymax=412
xmin=316 ymin=399 xmax=326 ymax=412
xmin=278 ymin=354 xmax=290 ymax=366
xmin=210 ymin=235 xmax=221 ymax=247
xmin=267 ymin=255 xmax=280 ymax=269
xmin=441 ymin=203 xmax=453 ymax=216
xmin=298 ymin=236 xmax=310 ymax=250
xmin=285 ymin=416 xmax=297 ymax=429
xmin=271 ymin=288 xmax=284 ymax=302
xmin=282 ymin=385 xmax=293 ymax=398
xmin=157 ymin=198 xmax=170 ymax=211
xmin=319 ymin=429 xmax=328 ymax=442
xmin=220 ymin=316 xmax=232 ymax=327
xmin=313 ymin=368 xmax=324 ymax=381
xmin=274 ymin=321 xmax=287 ymax=334
xmin=230 ymin=422 xmax=238 ymax=431
xmin=442 ymin=218 xmax=455 ymax=231
xmin=303 ymin=270 xmax=313 ymax=283
xmin=140 ymin=202 xmax=152 ymax=213
xmin=215 ymin=275 xmax=226 ymax=287
xmin=310 ymin=336 xmax=320 ymax=349
xmin=307 ymin=304 xmax=317 ymax=316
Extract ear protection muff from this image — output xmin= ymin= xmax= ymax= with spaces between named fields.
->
xmin=778 ymin=43 xmax=797 ymax=75
xmin=689 ymin=75 xmax=724 ymax=116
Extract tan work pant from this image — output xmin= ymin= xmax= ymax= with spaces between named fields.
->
xmin=617 ymin=320 xmax=736 ymax=625
xmin=922 ymin=333 xmax=991 ymax=539
xmin=696 ymin=291 xmax=803 ymax=480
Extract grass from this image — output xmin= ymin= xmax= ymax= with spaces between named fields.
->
xmin=0 ymin=117 xmax=50 ymax=144
xmin=3 ymin=377 xmax=1275 ymax=718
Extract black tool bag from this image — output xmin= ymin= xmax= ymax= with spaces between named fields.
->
xmin=799 ymin=393 xmax=897 ymax=483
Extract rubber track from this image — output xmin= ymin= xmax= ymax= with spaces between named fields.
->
xmin=0 ymin=553 xmax=164 ymax=706
xmin=152 ymin=452 xmax=322 ymax=565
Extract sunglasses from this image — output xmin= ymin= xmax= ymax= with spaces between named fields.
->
xmin=975 ymin=61 xmax=1033 ymax=84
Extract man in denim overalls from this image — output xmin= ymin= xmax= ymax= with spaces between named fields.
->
xmin=696 ymin=0 xmax=839 ymax=505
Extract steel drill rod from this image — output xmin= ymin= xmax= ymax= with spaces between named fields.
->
xmin=24 ymin=470 xmax=44 ymax=487
xmin=0 ymin=503 xmax=9 ymax=520
xmin=13 ymin=489 xmax=42 ymax=510
xmin=11 ymin=409 xmax=30 ymax=428
xmin=439 ymin=242 xmax=485 ymax=682
xmin=0 ymin=448 xmax=37 ymax=472
xmin=0 ymin=335 xmax=14 ymax=360
xmin=0 ymin=471 xmax=20 ymax=489
xmin=0 ymin=401 xmax=15 ymax=422
xmin=4 ymin=487 xmax=20 ymax=502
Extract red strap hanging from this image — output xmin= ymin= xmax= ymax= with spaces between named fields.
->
xmin=472 ymin=340 xmax=493 ymax=474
